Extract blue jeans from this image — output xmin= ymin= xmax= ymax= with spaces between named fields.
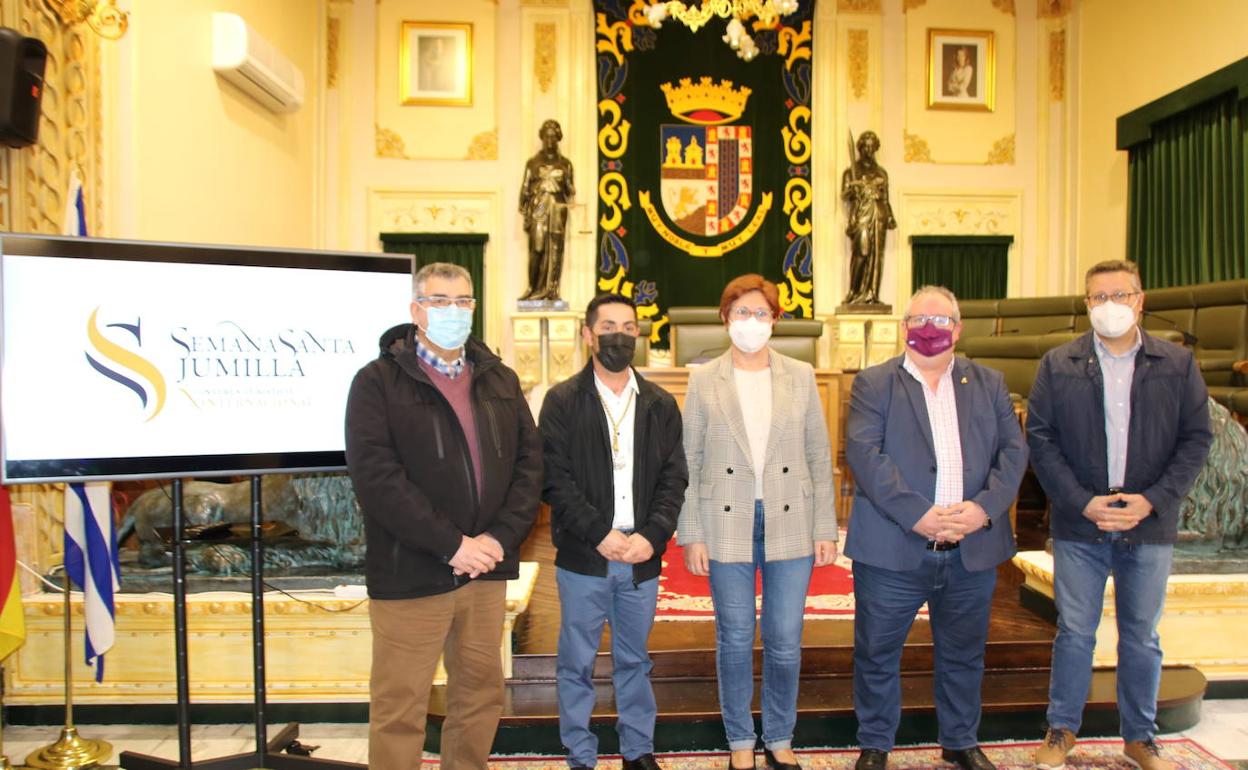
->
xmin=1047 ymin=535 xmax=1173 ymax=743
xmin=852 ymin=550 xmax=996 ymax=751
xmin=708 ymin=500 xmax=814 ymax=752
xmin=556 ymin=561 xmax=660 ymax=767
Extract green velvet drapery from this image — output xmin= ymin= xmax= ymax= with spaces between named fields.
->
xmin=910 ymin=235 xmax=1011 ymax=300
xmin=379 ymin=233 xmax=487 ymax=342
xmin=1127 ymin=92 xmax=1248 ymax=288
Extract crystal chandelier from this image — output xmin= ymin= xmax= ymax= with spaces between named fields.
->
xmin=645 ymin=0 xmax=800 ymax=61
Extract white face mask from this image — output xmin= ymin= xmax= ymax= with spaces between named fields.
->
xmin=728 ymin=317 xmax=772 ymax=353
xmin=1089 ymin=301 xmax=1137 ymax=339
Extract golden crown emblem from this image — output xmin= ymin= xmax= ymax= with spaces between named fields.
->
xmin=660 ymin=77 xmax=752 ymax=125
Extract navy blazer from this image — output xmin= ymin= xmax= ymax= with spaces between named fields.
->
xmin=1025 ymin=330 xmax=1211 ymax=545
xmin=844 ymin=354 xmax=1028 ymax=572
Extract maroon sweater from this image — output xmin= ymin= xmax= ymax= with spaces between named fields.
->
xmin=417 ymin=357 xmax=484 ymax=500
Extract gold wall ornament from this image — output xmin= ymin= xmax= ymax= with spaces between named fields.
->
xmin=464 ymin=128 xmax=498 ymax=160
xmin=990 ymin=0 xmax=1015 ymax=15
xmin=1037 ymin=0 xmax=1073 ymax=19
xmin=534 ymin=22 xmax=556 ymax=94
xmin=1049 ymin=29 xmax=1066 ymax=101
xmin=847 ymin=29 xmax=868 ymax=100
xmin=375 ymin=124 xmax=410 ymax=158
xmin=985 ymin=132 xmax=1015 ymax=165
xmin=837 ymin=0 xmax=881 ymax=13
xmin=327 ymin=16 xmax=340 ymax=89
xmin=903 ymin=131 xmax=932 ymax=163
xmin=42 ymin=0 xmax=129 ymax=39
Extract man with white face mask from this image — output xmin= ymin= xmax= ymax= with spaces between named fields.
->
xmin=1027 ymin=260 xmax=1211 ymax=770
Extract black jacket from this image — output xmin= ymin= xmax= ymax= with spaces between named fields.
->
xmin=539 ymin=363 xmax=688 ymax=583
xmin=345 ymin=324 xmax=542 ymax=599
xmin=1026 ymin=330 xmax=1212 ymax=544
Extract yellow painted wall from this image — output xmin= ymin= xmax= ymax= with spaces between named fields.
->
xmin=120 ymin=0 xmax=321 ymax=248
xmin=1075 ymin=0 xmax=1248 ymax=277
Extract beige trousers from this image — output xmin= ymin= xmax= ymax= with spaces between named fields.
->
xmin=368 ymin=579 xmax=506 ymax=770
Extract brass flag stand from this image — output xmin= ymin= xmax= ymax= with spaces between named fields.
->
xmin=25 ymin=570 xmax=111 ymax=770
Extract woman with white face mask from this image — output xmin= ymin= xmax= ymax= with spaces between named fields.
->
xmin=677 ymin=274 xmax=838 ymax=770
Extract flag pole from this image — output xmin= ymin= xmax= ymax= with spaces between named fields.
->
xmin=24 ymin=569 xmax=111 ymax=769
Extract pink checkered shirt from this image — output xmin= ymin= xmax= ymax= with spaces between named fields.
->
xmin=902 ymin=355 xmax=964 ymax=506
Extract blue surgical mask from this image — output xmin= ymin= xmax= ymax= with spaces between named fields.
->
xmin=423 ymin=306 xmax=473 ymax=350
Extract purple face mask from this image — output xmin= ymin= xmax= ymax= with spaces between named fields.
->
xmin=906 ymin=323 xmax=955 ymax=357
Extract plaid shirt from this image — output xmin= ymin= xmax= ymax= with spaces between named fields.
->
xmin=416 ymin=339 xmax=465 ymax=379
xmin=902 ymin=354 xmax=964 ymax=506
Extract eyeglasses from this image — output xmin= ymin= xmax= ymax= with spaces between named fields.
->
xmin=729 ymin=307 xmax=773 ymax=321
xmin=416 ymin=295 xmax=477 ymax=309
xmin=903 ymin=314 xmax=957 ymax=328
xmin=1086 ymin=291 xmax=1140 ymax=306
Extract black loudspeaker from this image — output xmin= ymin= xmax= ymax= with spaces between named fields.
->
xmin=0 ymin=27 xmax=47 ymax=148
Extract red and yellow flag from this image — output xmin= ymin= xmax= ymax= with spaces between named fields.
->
xmin=0 ymin=486 xmax=26 ymax=661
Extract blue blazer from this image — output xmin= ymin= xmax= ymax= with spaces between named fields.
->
xmin=844 ymin=354 xmax=1028 ymax=572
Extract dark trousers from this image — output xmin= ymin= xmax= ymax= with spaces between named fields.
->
xmin=852 ymin=550 xmax=996 ymax=751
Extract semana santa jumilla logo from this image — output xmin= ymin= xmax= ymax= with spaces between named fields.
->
xmin=84 ymin=307 xmax=167 ymax=422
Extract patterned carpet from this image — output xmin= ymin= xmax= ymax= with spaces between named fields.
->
xmin=444 ymin=739 xmax=1230 ymax=770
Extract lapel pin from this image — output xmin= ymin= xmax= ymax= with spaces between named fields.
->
xmin=960 ymin=376 xmax=968 ymax=384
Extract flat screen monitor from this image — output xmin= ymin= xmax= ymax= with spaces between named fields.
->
xmin=1 ymin=235 xmax=413 ymax=482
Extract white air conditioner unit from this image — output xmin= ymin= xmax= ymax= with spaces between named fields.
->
xmin=211 ymin=13 xmax=305 ymax=113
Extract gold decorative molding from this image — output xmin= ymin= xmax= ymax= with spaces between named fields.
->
xmin=372 ymin=191 xmax=492 ymax=233
xmin=1049 ymin=29 xmax=1066 ymax=101
xmin=42 ymin=0 xmax=129 ymax=39
xmin=903 ymin=131 xmax=932 ymax=163
xmin=902 ymin=0 xmax=926 ymax=11
xmin=465 ymin=128 xmax=499 ymax=160
xmin=990 ymin=0 xmax=1015 ymax=15
xmin=375 ymin=124 xmax=409 ymax=159
xmin=1037 ymin=0 xmax=1073 ymax=19
xmin=847 ymin=29 xmax=868 ymax=100
xmin=534 ymin=22 xmax=556 ymax=94
xmin=837 ymin=0 xmax=881 ymax=12
xmin=326 ymin=16 xmax=340 ymax=89
xmin=906 ymin=201 xmax=1013 ymax=236
xmin=985 ymin=133 xmax=1015 ymax=165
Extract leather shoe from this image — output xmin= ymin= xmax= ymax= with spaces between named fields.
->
xmin=941 ymin=747 xmax=996 ymax=770
xmin=855 ymin=749 xmax=888 ymax=770
xmin=763 ymin=748 xmax=801 ymax=770
xmin=623 ymin=754 xmax=662 ymax=770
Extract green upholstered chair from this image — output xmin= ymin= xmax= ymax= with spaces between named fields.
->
xmin=957 ymin=298 xmax=1000 ymax=341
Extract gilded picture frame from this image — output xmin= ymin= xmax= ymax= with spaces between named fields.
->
xmin=927 ymin=29 xmax=995 ymax=112
xmin=400 ymin=21 xmax=473 ymax=107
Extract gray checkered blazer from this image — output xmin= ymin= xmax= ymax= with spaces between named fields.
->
xmin=677 ymin=349 xmax=837 ymax=563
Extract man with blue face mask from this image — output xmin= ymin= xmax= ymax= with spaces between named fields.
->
xmin=845 ymin=285 xmax=1028 ymax=770
xmin=1028 ymin=260 xmax=1211 ymax=770
xmin=346 ymin=262 xmax=542 ymax=770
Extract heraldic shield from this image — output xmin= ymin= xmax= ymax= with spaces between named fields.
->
xmin=641 ymin=77 xmax=772 ymax=258
xmin=659 ymin=123 xmax=752 ymax=237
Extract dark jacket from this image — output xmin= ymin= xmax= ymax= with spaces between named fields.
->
xmin=1026 ymin=330 xmax=1212 ymax=544
xmin=345 ymin=324 xmax=542 ymax=599
xmin=539 ymin=362 xmax=688 ymax=583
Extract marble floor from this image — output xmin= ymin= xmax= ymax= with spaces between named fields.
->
xmin=1 ymin=700 xmax=1245 ymax=767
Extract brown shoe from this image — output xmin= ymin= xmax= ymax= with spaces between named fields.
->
xmin=1033 ymin=728 xmax=1076 ymax=770
xmin=1123 ymin=740 xmax=1175 ymax=770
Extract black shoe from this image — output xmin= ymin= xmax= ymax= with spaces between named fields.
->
xmin=941 ymin=747 xmax=996 ymax=770
xmin=763 ymin=748 xmax=801 ymax=770
xmin=623 ymin=754 xmax=662 ymax=770
xmin=855 ymin=749 xmax=888 ymax=770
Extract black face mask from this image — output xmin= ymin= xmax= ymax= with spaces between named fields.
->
xmin=595 ymin=332 xmax=636 ymax=373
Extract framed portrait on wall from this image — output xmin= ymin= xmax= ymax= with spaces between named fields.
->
xmin=927 ymin=29 xmax=995 ymax=112
xmin=400 ymin=21 xmax=473 ymax=106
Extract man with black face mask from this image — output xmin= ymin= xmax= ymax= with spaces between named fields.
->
xmin=539 ymin=293 xmax=689 ymax=770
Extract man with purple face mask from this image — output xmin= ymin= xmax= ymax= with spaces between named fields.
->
xmin=845 ymin=286 xmax=1027 ymax=770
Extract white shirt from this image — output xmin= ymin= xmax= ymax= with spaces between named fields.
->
xmin=733 ymin=366 xmax=773 ymax=499
xmin=902 ymin=354 xmax=964 ymax=507
xmin=594 ymin=369 xmax=639 ymax=530
xmin=1093 ymin=328 xmax=1141 ymax=489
